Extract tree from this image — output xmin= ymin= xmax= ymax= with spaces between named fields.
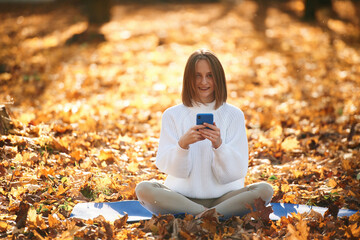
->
xmin=66 ymin=0 xmax=112 ymax=44
xmin=303 ymin=0 xmax=333 ymax=22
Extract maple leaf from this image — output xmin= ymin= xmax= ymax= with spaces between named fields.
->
xmin=243 ymin=198 xmax=273 ymax=230
xmin=287 ymin=218 xmax=309 ymax=240
xmin=253 ymin=197 xmax=273 ymax=222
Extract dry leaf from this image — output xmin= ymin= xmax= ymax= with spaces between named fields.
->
xmin=281 ymin=137 xmax=300 ymax=152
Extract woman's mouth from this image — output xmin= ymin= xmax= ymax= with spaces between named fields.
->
xmin=199 ymin=87 xmax=210 ymax=91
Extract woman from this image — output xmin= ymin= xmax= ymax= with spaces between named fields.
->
xmin=135 ymin=49 xmax=273 ymax=218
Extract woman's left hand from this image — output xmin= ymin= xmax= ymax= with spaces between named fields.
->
xmin=199 ymin=122 xmax=222 ymax=149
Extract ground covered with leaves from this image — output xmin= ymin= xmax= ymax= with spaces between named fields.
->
xmin=0 ymin=0 xmax=360 ymax=239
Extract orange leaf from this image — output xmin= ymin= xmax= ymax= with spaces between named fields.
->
xmin=48 ymin=214 xmax=60 ymax=228
xmin=349 ymin=212 xmax=360 ymax=222
xmin=70 ymin=150 xmax=84 ymax=161
xmin=287 ymin=218 xmax=309 ymax=240
xmin=114 ymin=214 xmax=128 ymax=229
xmin=328 ymin=178 xmax=337 ymax=188
xmin=0 ymin=221 xmax=8 ymax=232
xmin=57 ymin=184 xmax=68 ymax=196
xmin=99 ymin=149 xmax=115 ymax=161
xmin=341 ymin=159 xmax=351 ymax=171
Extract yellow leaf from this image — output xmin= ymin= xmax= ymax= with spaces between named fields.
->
xmin=269 ymin=125 xmax=283 ymax=139
xmin=281 ymin=184 xmax=291 ymax=192
xmin=117 ymin=135 xmax=133 ymax=143
xmin=258 ymin=134 xmax=272 ymax=147
xmin=28 ymin=208 xmax=37 ymax=225
xmin=0 ymin=73 xmax=11 ymax=81
xmin=293 ymin=170 xmax=303 ymax=178
xmin=281 ymin=137 xmax=300 ymax=151
xmin=99 ymin=149 xmax=114 ymax=161
xmin=127 ymin=161 xmax=139 ymax=173
xmin=0 ymin=221 xmax=8 ymax=232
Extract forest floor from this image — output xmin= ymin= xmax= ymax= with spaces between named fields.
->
xmin=0 ymin=0 xmax=360 ymax=239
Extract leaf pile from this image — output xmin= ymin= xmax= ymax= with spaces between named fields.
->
xmin=1 ymin=0 xmax=360 ymax=239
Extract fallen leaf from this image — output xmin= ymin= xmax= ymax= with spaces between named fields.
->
xmin=0 ymin=221 xmax=8 ymax=232
xmin=281 ymin=137 xmax=300 ymax=152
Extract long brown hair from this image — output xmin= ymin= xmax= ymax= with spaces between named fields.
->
xmin=182 ymin=49 xmax=227 ymax=109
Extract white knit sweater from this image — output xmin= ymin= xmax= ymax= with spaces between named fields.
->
xmin=155 ymin=101 xmax=249 ymax=199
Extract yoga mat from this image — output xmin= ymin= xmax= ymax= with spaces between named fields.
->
xmin=70 ymin=200 xmax=358 ymax=222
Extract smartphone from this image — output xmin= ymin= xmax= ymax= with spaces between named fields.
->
xmin=196 ymin=113 xmax=214 ymax=129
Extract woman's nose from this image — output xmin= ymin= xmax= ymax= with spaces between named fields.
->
xmin=201 ymin=76 xmax=207 ymax=83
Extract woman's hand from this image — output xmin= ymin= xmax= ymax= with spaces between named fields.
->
xmin=199 ymin=122 xmax=222 ymax=149
xmin=178 ymin=125 xmax=206 ymax=149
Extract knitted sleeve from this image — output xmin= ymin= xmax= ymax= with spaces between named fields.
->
xmin=212 ymin=108 xmax=248 ymax=184
xmin=155 ymin=109 xmax=192 ymax=178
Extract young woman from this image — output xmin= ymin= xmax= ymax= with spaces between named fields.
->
xmin=135 ymin=49 xmax=273 ymax=218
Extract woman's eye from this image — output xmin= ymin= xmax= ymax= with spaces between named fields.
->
xmin=207 ymin=74 xmax=213 ymax=78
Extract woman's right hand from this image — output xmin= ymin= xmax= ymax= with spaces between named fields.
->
xmin=178 ymin=125 xmax=206 ymax=149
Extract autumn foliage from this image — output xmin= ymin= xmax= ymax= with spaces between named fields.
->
xmin=0 ymin=0 xmax=360 ymax=239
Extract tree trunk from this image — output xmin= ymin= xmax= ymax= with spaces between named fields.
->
xmin=253 ymin=0 xmax=269 ymax=34
xmin=303 ymin=0 xmax=316 ymax=21
xmin=303 ymin=0 xmax=333 ymax=22
xmin=84 ymin=0 xmax=111 ymax=26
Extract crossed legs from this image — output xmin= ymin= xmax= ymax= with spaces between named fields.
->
xmin=135 ymin=181 xmax=273 ymax=218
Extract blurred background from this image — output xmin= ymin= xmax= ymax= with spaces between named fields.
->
xmin=0 ymin=0 xmax=359 ymax=112
xmin=1 ymin=0 xmax=359 ymax=153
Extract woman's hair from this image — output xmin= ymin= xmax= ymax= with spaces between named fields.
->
xmin=182 ymin=49 xmax=227 ymax=109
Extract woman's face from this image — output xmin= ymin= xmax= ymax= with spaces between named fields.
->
xmin=195 ymin=59 xmax=215 ymax=103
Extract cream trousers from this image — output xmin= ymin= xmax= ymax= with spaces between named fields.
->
xmin=135 ymin=181 xmax=274 ymax=218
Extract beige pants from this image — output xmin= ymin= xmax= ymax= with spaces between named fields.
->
xmin=135 ymin=181 xmax=274 ymax=218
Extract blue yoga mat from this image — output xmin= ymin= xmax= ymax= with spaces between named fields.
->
xmin=70 ymin=200 xmax=358 ymax=222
